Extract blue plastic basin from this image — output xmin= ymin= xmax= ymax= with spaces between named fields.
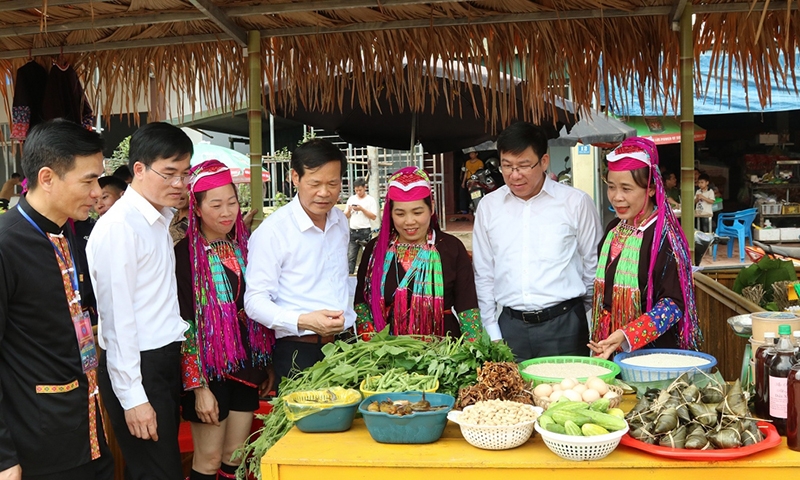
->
xmin=358 ymin=392 xmax=455 ymax=444
xmin=294 ymin=402 xmax=359 ymax=433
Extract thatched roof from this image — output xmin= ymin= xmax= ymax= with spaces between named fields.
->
xmin=1 ymin=0 xmax=799 ymax=135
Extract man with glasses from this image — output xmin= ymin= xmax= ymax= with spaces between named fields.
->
xmin=472 ymin=121 xmax=602 ymax=361
xmin=87 ymin=122 xmax=193 ymax=480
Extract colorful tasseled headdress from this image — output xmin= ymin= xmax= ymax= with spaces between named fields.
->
xmin=365 ymin=166 xmax=444 ymax=336
xmin=596 ymin=138 xmax=701 ymax=350
xmin=188 ymin=160 xmax=273 ymax=379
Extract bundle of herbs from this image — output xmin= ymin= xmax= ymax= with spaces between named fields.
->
xmin=236 ymin=329 xmax=514 ymax=478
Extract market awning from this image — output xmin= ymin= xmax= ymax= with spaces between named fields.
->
xmin=619 ymin=116 xmax=707 ymax=145
xmin=549 ymin=112 xmax=636 ymax=147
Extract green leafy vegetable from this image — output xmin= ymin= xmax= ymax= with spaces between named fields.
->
xmin=236 ymin=329 xmax=513 ymax=478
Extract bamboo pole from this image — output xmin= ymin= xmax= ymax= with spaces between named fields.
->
xmin=248 ymin=30 xmax=264 ymax=229
xmin=680 ymin=6 xmax=696 ymax=259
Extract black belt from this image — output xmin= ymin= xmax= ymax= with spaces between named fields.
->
xmin=503 ymin=297 xmax=584 ymax=325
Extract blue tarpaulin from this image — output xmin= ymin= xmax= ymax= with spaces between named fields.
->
xmin=603 ymin=51 xmax=800 ymax=116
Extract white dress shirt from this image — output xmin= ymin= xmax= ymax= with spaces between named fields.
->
xmin=346 ymin=194 xmax=378 ymax=229
xmin=472 ymin=177 xmax=603 ymax=341
xmin=87 ymin=187 xmax=188 ymax=410
xmin=245 ymin=197 xmax=356 ymax=338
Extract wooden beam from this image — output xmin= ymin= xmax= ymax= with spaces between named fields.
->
xmin=0 ymin=0 xmax=113 ymax=13
xmin=670 ymin=0 xmax=689 ymax=27
xmin=187 ymin=0 xmax=247 ymax=46
xmin=253 ymin=1 xmax=799 ymax=38
xmin=693 ymin=0 xmax=797 ymax=13
xmin=258 ymin=6 xmax=674 ymax=38
xmin=1 ymin=1 xmax=795 ymax=43
xmin=0 ymin=33 xmax=225 ymax=59
xmin=225 ymin=0 xmax=471 ymax=17
xmin=0 ymin=12 xmax=206 ymax=39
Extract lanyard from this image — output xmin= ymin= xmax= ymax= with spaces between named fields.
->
xmin=17 ymin=206 xmax=81 ymax=295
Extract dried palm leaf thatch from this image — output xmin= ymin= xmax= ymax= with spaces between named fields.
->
xmin=0 ymin=1 xmax=799 ymax=127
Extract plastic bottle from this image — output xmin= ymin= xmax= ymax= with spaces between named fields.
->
xmin=788 ymin=360 xmax=800 ymax=450
xmin=755 ymin=332 xmax=778 ymax=418
xmin=795 ymin=331 xmax=800 ymax=361
xmin=769 ymin=325 xmax=796 ymax=435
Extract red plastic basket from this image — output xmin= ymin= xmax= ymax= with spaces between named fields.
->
xmin=619 ymin=421 xmax=780 ymax=461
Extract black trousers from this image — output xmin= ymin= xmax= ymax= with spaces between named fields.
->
xmin=98 ymin=342 xmax=183 ymax=480
xmin=348 ymin=228 xmax=372 ymax=274
xmin=24 ymin=413 xmax=114 ymax=480
xmin=272 ymin=338 xmax=327 ymax=393
xmin=498 ymin=301 xmax=590 ymax=362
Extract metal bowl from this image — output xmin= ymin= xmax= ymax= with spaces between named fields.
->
xmin=727 ymin=314 xmax=752 ymax=337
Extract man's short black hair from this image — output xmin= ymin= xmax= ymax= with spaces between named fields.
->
xmin=496 ymin=122 xmax=549 ymax=161
xmin=22 ymin=119 xmax=104 ymax=191
xmin=291 ymin=138 xmax=346 ymax=179
xmin=10 ymin=173 xmax=20 ymax=179
xmin=353 ymin=178 xmax=367 ymax=188
xmin=112 ymin=165 xmax=132 ymax=182
xmin=128 ymin=122 xmax=193 ymax=169
xmin=99 ymin=175 xmax=128 ymax=194
xmin=698 ymin=173 xmax=711 ymax=182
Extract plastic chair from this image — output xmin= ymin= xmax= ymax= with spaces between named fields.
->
xmin=712 ymin=208 xmax=758 ymax=263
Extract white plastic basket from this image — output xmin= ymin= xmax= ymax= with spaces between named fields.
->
xmin=447 ymin=405 xmax=543 ymax=450
xmin=534 ymin=422 xmax=629 ymax=461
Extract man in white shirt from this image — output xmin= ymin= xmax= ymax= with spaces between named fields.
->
xmin=245 ymin=139 xmax=356 ymax=385
xmin=87 ymin=123 xmax=193 ymax=480
xmin=472 ymin=122 xmax=602 ymax=361
xmin=344 ymin=177 xmax=378 ymax=274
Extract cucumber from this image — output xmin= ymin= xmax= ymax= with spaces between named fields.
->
xmin=607 ymin=408 xmax=625 ymax=419
xmin=538 ymin=415 xmax=555 ymax=429
xmin=543 ymin=401 xmax=590 ymax=416
xmin=589 ymin=398 xmax=610 ymax=413
xmin=564 ymin=420 xmax=583 ymax=436
xmin=581 ymin=409 xmax=628 ymax=432
xmin=545 ymin=423 xmax=567 ymax=435
xmin=582 ymin=423 xmax=611 ymax=436
xmin=551 ymin=410 xmax=592 ymax=427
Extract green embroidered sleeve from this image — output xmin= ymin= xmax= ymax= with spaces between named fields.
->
xmin=354 ymin=303 xmax=376 ymax=340
xmin=457 ymin=308 xmax=483 ymax=342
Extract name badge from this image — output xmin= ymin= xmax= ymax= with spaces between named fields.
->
xmin=73 ymin=311 xmax=98 ymax=372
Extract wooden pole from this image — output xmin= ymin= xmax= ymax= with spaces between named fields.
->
xmin=679 ymin=6 xmax=696 ymax=259
xmin=248 ymin=30 xmax=264 ymax=229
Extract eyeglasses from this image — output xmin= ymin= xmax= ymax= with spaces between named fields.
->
xmin=500 ymin=159 xmax=541 ymax=175
xmin=148 ymin=167 xmax=189 ymax=186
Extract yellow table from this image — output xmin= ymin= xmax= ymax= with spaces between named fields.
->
xmin=261 ymin=417 xmax=800 ymax=480
xmin=261 ymin=395 xmax=800 ymax=480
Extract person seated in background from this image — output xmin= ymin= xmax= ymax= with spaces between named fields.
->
xmin=112 ymin=164 xmax=133 ymax=184
xmin=354 ymin=167 xmax=484 ymax=341
xmin=170 ymin=190 xmax=190 ymax=245
xmin=662 ymin=171 xmax=680 ymax=209
xmin=95 ymin=175 xmax=128 ymax=217
xmin=0 ymin=172 xmax=21 ymax=209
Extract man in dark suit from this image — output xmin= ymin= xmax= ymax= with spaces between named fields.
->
xmin=0 ymin=119 xmax=113 ymax=480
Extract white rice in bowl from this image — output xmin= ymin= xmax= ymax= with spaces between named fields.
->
xmin=619 ymin=353 xmax=710 ymax=368
xmin=522 ymin=362 xmax=612 ymax=378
